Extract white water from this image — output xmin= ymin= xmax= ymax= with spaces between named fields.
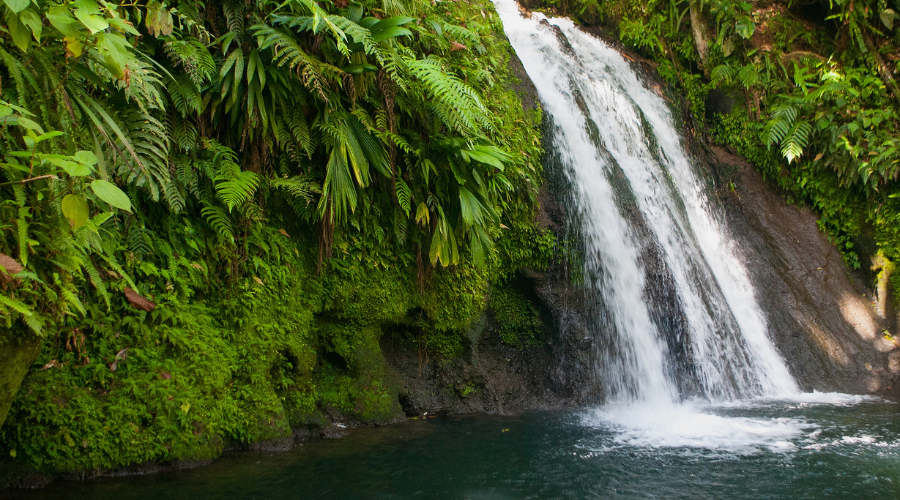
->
xmin=490 ymin=0 xmax=865 ymax=451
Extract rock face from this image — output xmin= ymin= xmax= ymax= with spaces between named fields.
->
xmin=382 ymin=309 xmax=576 ymax=416
xmin=0 ymin=333 xmax=41 ymax=430
xmin=709 ymin=146 xmax=900 ymax=398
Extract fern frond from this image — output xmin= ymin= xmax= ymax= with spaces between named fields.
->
xmin=215 ymin=162 xmax=260 ymax=211
xmin=404 ymin=56 xmax=491 ymax=134
xmin=711 ymin=64 xmax=734 ymax=86
xmin=781 ymin=120 xmax=812 ymax=163
xmin=165 ymin=38 xmax=216 ymax=85
xmin=738 ymin=64 xmax=759 ymax=88
xmin=395 ymin=177 xmax=411 ymax=215
xmin=271 ymin=174 xmax=321 ymax=204
xmin=201 ymin=204 xmax=235 ymax=242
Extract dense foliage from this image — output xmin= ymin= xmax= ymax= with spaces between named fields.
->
xmin=0 ymin=0 xmax=552 ymax=473
xmin=537 ymin=0 xmax=900 ymax=291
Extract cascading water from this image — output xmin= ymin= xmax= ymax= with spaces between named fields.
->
xmin=492 ymin=0 xmax=843 ymax=450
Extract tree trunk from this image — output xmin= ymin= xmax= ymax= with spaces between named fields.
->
xmin=689 ymin=0 xmax=710 ymax=75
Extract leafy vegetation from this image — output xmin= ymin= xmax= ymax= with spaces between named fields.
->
xmin=538 ymin=0 xmax=900 ymax=286
xmin=0 ymin=0 xmax=555 ymax=474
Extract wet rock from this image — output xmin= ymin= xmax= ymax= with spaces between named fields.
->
xmin=707 ymin=145 xmax=900 ymax=398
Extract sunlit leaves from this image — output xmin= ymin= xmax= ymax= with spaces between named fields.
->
xmin=62 ymin=194 xmax=89 ymax=228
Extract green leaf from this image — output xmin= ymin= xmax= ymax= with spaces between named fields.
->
xmin=74 ymin=0 xmax=100 ymax=13
xmin=95 ymin=32 xmax=132 ymax=78
xmin=74 ymin=150 xmax=98 ymax=165
xmin=458 ymin=186 xmax=479 ymax=227
xmin=370 ymin=16 xmax=416 ymax=34
xmin=735 ymin=17 xmax=755 ymax=40
xmin=47 ymin=6 xmax=82 ymax=36
xmin=62 ymin=194 xmax=89 ymax=228
xmin=65 ymin=36 xmax=84 ymax=56
xmin=372 ymin=26 xmax=412 ymax=43
xmin=342 ymin=63 xmax=378 ymax=74
xmin=395 ymin=178 xmax=411 ymax=215
xmin=415 ymin=202 xmax=430 ymax=226
xmin=34 ymin=131 xmax=63 ymax=143
xmin=91 ymin=180 xmax=132 ymax=212
xmin=108 ymin=18 xmax=139 ymax=36
xmin=18 ymin=8 xmax=41 ymax=40
xmin=5 ymin=10 xmax=31 ymax=51
xmin=881 ymin=9 xmax=896 ymax=30
xmin=49 ymin=158 xmax=91 ymax=176
xmin=3 ymin=0 xmax=29 ymax=14
xmin=74 ymin=10 xmax=109 ymax=33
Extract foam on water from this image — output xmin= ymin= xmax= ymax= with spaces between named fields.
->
xmin=583 ymin=403 xmax=812 ymax=453
xmin=582 ymin=395 xmax=884 ymax=453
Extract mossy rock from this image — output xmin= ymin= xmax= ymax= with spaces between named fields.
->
xmin=0 ymin=331 xmax=41 ymax=430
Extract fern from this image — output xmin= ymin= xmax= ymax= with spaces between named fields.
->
xmin=711 ymin=64 xmax=735 ymax=86
xmin=254 ymin=25 xmax=337 ymax=100
xmin=215 ymin=162 xmax=260 ymax=211
xmin=271 ymin=174 xmax=321 ymax=205
xmin=164 ymin=38 xmax=216 ymax=85
xmin=404 ymin=56 xmax=492 ymax=135
xmin=395 ymin=177 xmax=412 ymax=215
xmin=201 ymin=203 xmax=235 ymax=242
xmin=781 ymin=120 xmax=812 ymax=163
xmin=738 ymin=64 xmax=760 ymax=89
xmin=764 ymin=105 xmax=798 ymax=146
xmin=167 ymin=74 xmax=203 ymax=116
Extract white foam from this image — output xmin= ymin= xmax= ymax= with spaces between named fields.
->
xmin=583 ymin=402 xmax=814 ymax=453
xmin=779 ymin=391 xmax=880 ymax=405
xmin=841 ymin=435 xmax=877 ymax=445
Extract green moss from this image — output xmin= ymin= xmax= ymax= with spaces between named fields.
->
xmin=422 ymin=264 xmax=491 ymax=332
xmin=0 ymin=332 xmax=41 ymax=431
xmin=490 ymin=281 xmax=544 ymax=348
xmin=313 ymin=323 xmax=402 ymax=423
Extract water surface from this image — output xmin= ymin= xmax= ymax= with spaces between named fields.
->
xmin=11 ymin=399 xmax=900 ymax=499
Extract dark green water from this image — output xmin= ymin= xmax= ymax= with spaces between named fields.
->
xmin=7 ymin=399 xmax=900 ymax=499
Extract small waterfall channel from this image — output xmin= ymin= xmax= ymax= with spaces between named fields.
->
xmin=492 ymin=0 xmax=859 ymax=450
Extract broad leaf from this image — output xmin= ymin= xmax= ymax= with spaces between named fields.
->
xmin=3 ymin=0 xmax=29 ymax=14
xmin=882 ymin=9 xmax=896 ymax=30
xmin=47 ymin=157 xmax=90 ymax=176
xmin=62 ymin=194 xmax=89 ymax=228
xmin=74 ymin=0 xmax=101 ymax=15
xmin=372 ymin=26 xmax=412 ymax=43
xmin=65 ymin=36 xmax=84 ymax=57
xmin=6 ymin=10 xmax=31 ymax=51
xmin=735 ymin=17 xmax=755 ymax=40
xmin=18 ymin=9 xmax=42 ymax=40
xmin=91 ymin=180 xmax=132 ymax=212
xmin=74 ymin=10 xmax=109 ymax=33
xmin=47 ymin=6 xmax=82 ymax=36
xmin=74 ymin=150 xmax=98 ymax=165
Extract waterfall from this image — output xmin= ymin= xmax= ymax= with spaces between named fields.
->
xmin=494 ymin=0 xmax=799 ymax=406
